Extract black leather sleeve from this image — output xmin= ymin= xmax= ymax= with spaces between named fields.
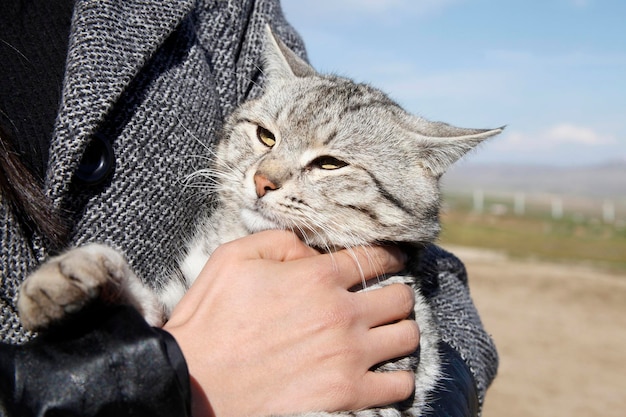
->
xmin=0 ymin=303 xmax=190 ymax=417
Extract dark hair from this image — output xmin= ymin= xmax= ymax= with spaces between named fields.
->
xmin=0 ymin=124 xmax=68 ymax=249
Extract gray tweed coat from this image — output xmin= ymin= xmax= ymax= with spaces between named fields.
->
xmin=0 ymin=0 xmax=497 ymax=409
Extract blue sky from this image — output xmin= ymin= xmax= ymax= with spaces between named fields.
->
xmin=280 ymin=0 xmax=626 ymax=167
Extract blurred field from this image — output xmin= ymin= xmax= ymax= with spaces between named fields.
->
xmin=440 ymin=192 xmax=626 ymax=272
xmin=438 ymin=193 xmax=626 ymax=417
xmin=445 ymin=246 xmax=626 ymax=417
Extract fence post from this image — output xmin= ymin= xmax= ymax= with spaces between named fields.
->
xmin=473 ymin=189 xmax=484 ymax=213
xmin=603 ymin=200 xmax=615 ymax=224
xmin=551 ymin=197 xmax=563 ymax=219
xmin=514 ymin=192 xmax=525 ymax=216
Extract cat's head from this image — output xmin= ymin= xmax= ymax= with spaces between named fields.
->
xmin=215 ymin=26 xmax=502 ymax=250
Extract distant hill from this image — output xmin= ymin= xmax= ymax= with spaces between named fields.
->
xmin=442 ymin=161 xmax=626 ymax=199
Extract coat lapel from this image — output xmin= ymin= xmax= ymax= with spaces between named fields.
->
xmin=46 ymin=0 xmax=194 ymax=204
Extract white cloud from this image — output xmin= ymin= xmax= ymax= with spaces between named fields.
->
xmin=545 ymin=123 xmax=613 ymax=145
xmin=495 ymin=123 xmax=616 ymax=152
xmin=463 ymin=123 xmax=625 ymax=166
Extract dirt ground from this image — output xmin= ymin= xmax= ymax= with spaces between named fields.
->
xmin=443 ymin=245 xmax=626 ymax=417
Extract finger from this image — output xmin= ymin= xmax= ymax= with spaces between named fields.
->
xmin=222 ymin=230 xmax=320 ymax=262
xmin=324 ymin=246 xmax=406 ymax=289
xmin=356 ymin=283 xmax=415 ymax=328
xmin=366 ymin=319 xmax=420 ymax=366
xmin=259 ymin=230 xmax=320 ymax=261
xmin=353 ymin=370 xmax=415 ymax=410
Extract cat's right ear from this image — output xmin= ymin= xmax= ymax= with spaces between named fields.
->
xmin=263 ymin=25 xmax=316 ymax=80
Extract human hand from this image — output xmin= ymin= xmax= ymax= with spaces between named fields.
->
xmin=164 ymin=230 xmax=418 ymax=417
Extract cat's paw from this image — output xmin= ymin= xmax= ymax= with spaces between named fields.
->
xmin=17 ymin=244 xmax=159 ymax=331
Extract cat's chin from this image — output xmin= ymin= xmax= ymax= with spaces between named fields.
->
xmin=240 ymin=208 xmax=282 ymax=233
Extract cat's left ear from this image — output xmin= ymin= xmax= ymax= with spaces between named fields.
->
xmin=410 ymin=118 xmax=505 ymax=177
xmin=263 ymin=24 xmax=316 ymax=80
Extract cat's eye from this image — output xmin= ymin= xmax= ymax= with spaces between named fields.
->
xmin=311 ymin=156 xmax=348 ymax=170
xmin=256 ymin=126 xmax=276 ymax=148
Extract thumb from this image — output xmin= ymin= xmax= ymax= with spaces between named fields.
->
xmin=238 ymin=230 xmax=320 ymax=262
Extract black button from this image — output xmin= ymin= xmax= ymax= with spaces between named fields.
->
xmin=76 ymin=133 xmax=114 ymax=184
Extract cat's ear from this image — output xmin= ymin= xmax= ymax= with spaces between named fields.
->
xmin=411 ymin=119 xmax=504 ymax=176
xmin=263 ymin=24 xmax=316 ymax=80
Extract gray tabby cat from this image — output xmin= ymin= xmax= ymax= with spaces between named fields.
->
xmin=18 ymin=27 xmax=502 ymax=416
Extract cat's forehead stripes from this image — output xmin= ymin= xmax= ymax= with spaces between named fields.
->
xmin=277 ymin=83 xmax=336 ymax=126
xmin=321 ymin=129 xmax=338 ymax=146
xmin=275 ymin=79 xmax=399 ymax=147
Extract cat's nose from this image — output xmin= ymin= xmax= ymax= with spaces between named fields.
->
xmin=254 ymin=173 xmax=279 ymax=197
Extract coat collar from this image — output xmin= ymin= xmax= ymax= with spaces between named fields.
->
xmin=46 ymin=0 xmax=194 ymax=203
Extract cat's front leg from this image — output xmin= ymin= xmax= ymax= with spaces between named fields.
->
xmin=18 ymin=243 xmax=164 ymax=331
